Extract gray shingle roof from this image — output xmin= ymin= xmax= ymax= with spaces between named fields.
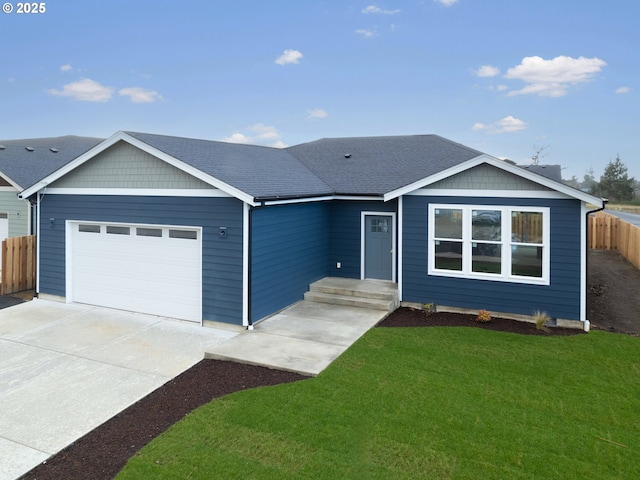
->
xmin=286 ymin=135 xmax=484 ymax=195
xmin=125 ymin=132 xmax=334 ymax=200
xmin=0 ymin=135 xmax=103 ymax=189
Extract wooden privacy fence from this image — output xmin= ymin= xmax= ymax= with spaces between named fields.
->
xmin=589 ymin=211 xmax=640 ymax=270
xmin=1 ymin=235 xmax=36 ymax=295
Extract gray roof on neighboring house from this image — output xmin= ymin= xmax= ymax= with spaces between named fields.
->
xmin=518 ymin=164 xmax=563 ymax=182
xmin=286 ymin=135 xmax=484 ymax=195
xmin=0 ymin=135 xmax=103 ymax=189
xmin=125 ymin=132 xmax=334 ymax=200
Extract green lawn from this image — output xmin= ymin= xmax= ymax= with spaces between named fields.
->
xmin=118 ymin=328 xmax=640 ymax=479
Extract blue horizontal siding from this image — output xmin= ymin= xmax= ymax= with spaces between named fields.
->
xmin=402 ymin=195 xmax=583 ymax=320
xmin=251 ymin=202 xmax=330 ymax=321
xmin=329 ymin=200 xmax=397 ymax=279
xmin=39 ymin=194 xmax=244 ymax=324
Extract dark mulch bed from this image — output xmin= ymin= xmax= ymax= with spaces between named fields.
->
xmin=378 ymin=307 xmax=585 ymax=336
xmin=20 ymin=361 xmax=307 ymax=480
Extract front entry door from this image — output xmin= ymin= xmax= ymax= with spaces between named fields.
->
xmin=364 ymin=214 xmax=394 ymax=281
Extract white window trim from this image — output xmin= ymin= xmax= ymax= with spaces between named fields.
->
xmin=428 ymin=204 xmax=550 ymax=285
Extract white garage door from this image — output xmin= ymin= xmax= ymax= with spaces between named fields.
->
xmin=69 ymin=222 xmax=202 ymax=322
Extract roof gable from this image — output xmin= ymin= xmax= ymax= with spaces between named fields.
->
xmin=50 ymin=140 xmax=212 ymax=190
xmin=428 ymin=163 xmax=553 ymax=191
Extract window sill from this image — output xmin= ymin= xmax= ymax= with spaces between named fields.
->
xmin=428 ymin=269 xmax=550 ymax=286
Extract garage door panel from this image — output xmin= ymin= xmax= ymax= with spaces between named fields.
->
xmin=70 ymin=223 xmax=202 ymax=322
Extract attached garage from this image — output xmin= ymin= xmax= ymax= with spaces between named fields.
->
xmin=67 ymin=221 xmax=202 ymax=322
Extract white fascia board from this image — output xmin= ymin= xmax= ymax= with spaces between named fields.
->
xmin=384 ymin=154 xmax=605 ymax=207
xmin=19 ymin=131 xmax=258 ymax=205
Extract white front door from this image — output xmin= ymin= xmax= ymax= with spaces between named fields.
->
xmin=69 ymin=222 xmax=202 ymax=322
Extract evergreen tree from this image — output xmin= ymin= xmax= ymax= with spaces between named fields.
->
xmin=594 ymin=155 xmax=635 ymax=202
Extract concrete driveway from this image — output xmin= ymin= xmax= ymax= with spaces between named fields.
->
xmin=0 ymin=299 xmax=239 ymax=480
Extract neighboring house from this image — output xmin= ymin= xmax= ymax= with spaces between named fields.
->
xmin=0 ymin=136 xmax=103 ymax=240
xmin=19 ymin=131 xmax=604 ymax=329
xmin=518 ymin=164 xmax=563 ymax=182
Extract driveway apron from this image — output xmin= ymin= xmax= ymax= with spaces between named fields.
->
xmin=0 ymin=299 xmax=239 ymax=480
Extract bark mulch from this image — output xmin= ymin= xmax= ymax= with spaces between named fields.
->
xmin=377 ymin=307 xmax=584 ymax=336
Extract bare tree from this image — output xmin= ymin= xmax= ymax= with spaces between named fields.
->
xmin=531 ymin=144 xmax=550 ymax=165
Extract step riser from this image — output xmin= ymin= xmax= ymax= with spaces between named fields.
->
xmin=306 ymin=278 xmax=399 ymax=312
xmin=304 ymin=292 xmax=394 ymax=311
xmin=310 ymin=285 xmax=396 ymax=301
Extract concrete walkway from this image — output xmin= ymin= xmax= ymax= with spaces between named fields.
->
xmin=0 ymin=299 xmax=239 ymax=480
xmin=0 ymin=289 xmax=389 ymax=479
xmin=206 ymin=300 xmax=389 ymax=376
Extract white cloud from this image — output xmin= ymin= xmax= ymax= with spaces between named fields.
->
xmin=221 ymin=133 xmax=253 ymax=144
xmin=472 ymin=116 xmax=527 ymax=135
xmin=248 ymin=123 xmax=280 ymax=140
xmin=118 ymin=87 xmax=163 ymax=103
xmin=504 ymin=55 xmax=607 ymax=97
xmin=47 ymin=78 xmax=113 ymax=102
xmin=222 ymin=124 xmax=287 ymax=148
xmin=474 ymin=65 xmax=500 ymax=78
xmin=616 ymin=86 xmax=630 ymax=94
xmin=275 ymin=49 xmax=303 ymax=65
xmin=355 ymin=28 xmax=377 ymax=38
xmin=307 ymin=108 xmax=328 ymax=119
xmin=362 ymin=5 xmax=401 ymax=14
xmin=60 ymin=64 xmax=73 ymax=72
xmin=434 ymin=0 xmax=459 ymax=6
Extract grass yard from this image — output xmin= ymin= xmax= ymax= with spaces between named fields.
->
xmin=118 ymin=328 xmax=640 ymax=479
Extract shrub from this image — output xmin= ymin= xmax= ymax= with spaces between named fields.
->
xmin=422 ymin=303 xmax=435 ymax=316
xmin=533 ymin=310 xmax=551 ymax=330
xmin=476 ymin=309 xmax=491 ymax=323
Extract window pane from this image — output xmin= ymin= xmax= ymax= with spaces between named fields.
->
xmin=512 ymin=245 xmax=543 ymax=277
xmin=79 ymin=224 xmax=100 ymax=233
xmin=106 ymin=226 xmax=130 ymax=235
xmin=512 ymin=211 xmax=543 ymax=244
xmin=434 ymin=209 xmax=462 ymax=239
xmin=472 ymin=210 xmax=501 ymax=241
xmin=472 ymin=243 xmax=502 ymax=274
xmin=434 ymin=240 xmax=462 ymax=271
xmin=169 ymin=229 xmax=197 ymax=240
xmin=370 ymin=218 xmax=389 ymax=233
xmin=136 ymin=227 xmax=162 ymax=237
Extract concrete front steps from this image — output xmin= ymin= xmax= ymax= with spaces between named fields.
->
xmin=304 ymin=277 xmax=399 ymax=312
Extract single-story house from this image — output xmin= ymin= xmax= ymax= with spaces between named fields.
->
xmin=19 ymin=131 xmax=604 ymax=329
xmin=0 ymin=136 xmax=103 ymax=240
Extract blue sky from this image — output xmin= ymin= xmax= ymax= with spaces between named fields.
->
xmin=2 ymin=0 xmax=638 ymax=181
